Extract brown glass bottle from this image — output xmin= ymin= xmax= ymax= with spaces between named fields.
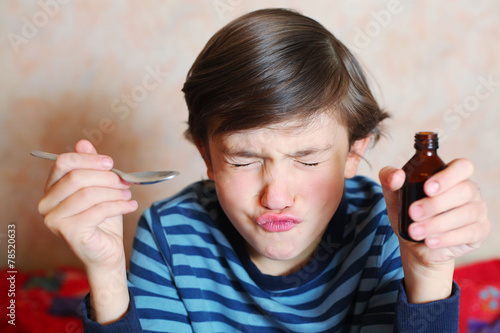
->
xmin=398 ymin=132 xmax=446 ymax=242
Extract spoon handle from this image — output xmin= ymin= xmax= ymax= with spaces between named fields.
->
xmin=30 ymin=150 xmax=124 ymax=180
xmin=30 ymin=150 xmax=179 ymax=185
xmin=30 ymin=150 xmax=116 ymax=171
xmin=30 ymin=150 xmax=59 ymax=161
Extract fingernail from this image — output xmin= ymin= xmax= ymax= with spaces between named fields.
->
xmin=426 ymin=181 xmax=439 ymax=195
xmin=101 ymin=156 xmax=113 ymax=169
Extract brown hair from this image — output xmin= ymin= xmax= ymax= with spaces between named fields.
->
xmin=182 ymin=8 xmax=389 ymax=147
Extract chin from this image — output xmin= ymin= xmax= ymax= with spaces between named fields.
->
xmin=262 ymin=243 xmax=302 ymax=261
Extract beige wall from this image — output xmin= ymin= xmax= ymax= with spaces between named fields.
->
xmin=1 ymin=0 xmax=498 ymax=271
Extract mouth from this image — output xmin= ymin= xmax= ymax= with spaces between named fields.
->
xmin=256 ymin=213 xmax=302 ymax=232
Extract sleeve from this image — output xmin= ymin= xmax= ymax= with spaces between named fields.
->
xmin=80 ymin=206 xmax=194 ymax=332
xmin=126 ymin=207 xmax=194 ymax=332
xmin=358 ymin=216 xmax=460 ymax=333
xmin=81 ymin=290 xmax=142 ymax=333
xmin=359 ymin=221 xmax=405 ymax=332
xmin=355 ymin=185 xmax=460 ymax=333
xmin=394 ymin=280 xmax=460 ymax=333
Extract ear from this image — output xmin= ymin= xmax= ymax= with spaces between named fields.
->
xmin=344 ymin=137 xmax=370 ymax=179
xmin=195 ymin=139 xmax=214 ymax=180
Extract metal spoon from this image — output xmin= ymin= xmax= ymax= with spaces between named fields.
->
xmin=30 ymin=150 xmax=179 ymax=185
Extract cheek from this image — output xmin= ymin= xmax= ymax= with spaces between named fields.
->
xmin=214 ymin=172 xmax=261 ymax=234
xmin=301 ymin=167 xmax=345 ymax=207
xmin=214 ymin=171 xmax=258 ymax=207
xmin=305 ymin=175 xmax=340 ymax=200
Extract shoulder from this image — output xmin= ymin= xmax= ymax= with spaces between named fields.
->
xmin=140 ymin=180 xmax=222 ymax=233
xmin=135 ymin=180 xmax=231 ymax=263
xmin=340 ymin=176 xmax=401 ymax=275
xmin=345 ymin=175 xmax=384 ymax=199
xmin=341 ymin=175 xmax=394 ymax=245
xmin=151 ymin=180 xmax=218 ymax=218
xmin=153 ymin=180 xmax=217 ymax=212
xmin=344 ymin=175 xmax=385 ymax=214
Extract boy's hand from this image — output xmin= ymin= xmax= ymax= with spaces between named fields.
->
xmin=379 ymin=158 xmax=490 ymax=303
xmin=38 ymin=139 xmax=137 ymax=323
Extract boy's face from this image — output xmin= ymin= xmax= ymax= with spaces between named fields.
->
xmin=198 ymin=113 xmax=368 ymax=275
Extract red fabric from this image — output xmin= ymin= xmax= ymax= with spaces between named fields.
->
xmin=454 ymin=259 xmax=500 ymax=333
xmin=0 ymin=267 xmax=88 ymax=333
xmin=1 ymin=261 xmax=499 ymax=332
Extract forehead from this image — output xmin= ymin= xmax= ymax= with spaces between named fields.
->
xmin=212 ymin=113 xmax=348 ymax=150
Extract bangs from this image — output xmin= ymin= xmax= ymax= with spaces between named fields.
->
xmin=183 ymin=8 xmax=389 ymax=146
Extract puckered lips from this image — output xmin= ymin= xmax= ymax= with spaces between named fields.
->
xmin=255 ymin=213 xmax=302 ymax=232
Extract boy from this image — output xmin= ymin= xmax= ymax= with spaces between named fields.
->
xmin=39 ymin=8 xmax=490 ymax=332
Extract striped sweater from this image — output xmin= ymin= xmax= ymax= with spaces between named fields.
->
xmin=82 ymin=176 xmax=459 ymax=332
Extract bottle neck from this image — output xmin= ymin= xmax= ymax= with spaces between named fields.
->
xmin=415 ymin=148 xmax=438 ymax=157
xmin=414 ymin=132 xmax=439 ymax=151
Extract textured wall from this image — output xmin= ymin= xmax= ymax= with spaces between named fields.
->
xmin=1 ymin=0 xmax=498 ymax=271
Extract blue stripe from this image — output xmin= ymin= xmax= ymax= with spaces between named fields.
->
xmin=125 ymin=177 xmax=403 ymax=331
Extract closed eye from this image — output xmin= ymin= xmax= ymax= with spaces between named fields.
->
xmin=298 ymin=161 xmax=319 ymax=167
xmin=232 ymin=163 xmax=253 ymax=167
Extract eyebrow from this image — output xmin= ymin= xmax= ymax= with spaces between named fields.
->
xmin=288 ymin=146 xmax=332 ymax=158
xmin=223 ymin=146 xmax=332 ymax=159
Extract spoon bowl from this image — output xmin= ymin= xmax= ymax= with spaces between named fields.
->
xmin=30 ymin=150 xmax=179 ymax=185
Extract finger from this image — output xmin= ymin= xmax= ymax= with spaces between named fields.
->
xmin=408 ymin=199 xmax=487 ymax=242
xmin=44 ymin=187 xmax=134 ymax=232
xmin=45 ymin=139 xmax=108 ymax=191
xmin=45 ymin=153 xmax=115 ymax=191
xmin=75 ymin=139 xmax=98 ymax=154
xmin=424 ymin=158 xmax=474 ymax=197
xmin=422 ymin=210 xmax=490 ymax=250
xmin=379 ymin=166 xmax=405 ymax=221
xmin=47 ymin=199 xmax=138 ymax=239
xmin=58 ymin=187 xmax=132 ymax=218
xmin=409 ymin=179 xmax=480 ymax=221
xmin=379 ymin=166 xmax=406 ymax=192
xmin=39 ymin=169 xmax=130 ymax=215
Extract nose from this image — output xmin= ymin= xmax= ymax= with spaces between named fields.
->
xmin=260 ymin=174 xmax=294 ymax=211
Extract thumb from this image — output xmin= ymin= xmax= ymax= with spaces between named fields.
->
xmin=379 ymin=166 xmax=406 ymax=223
xmin=74 ymin=139 xmax=98 ymax=154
